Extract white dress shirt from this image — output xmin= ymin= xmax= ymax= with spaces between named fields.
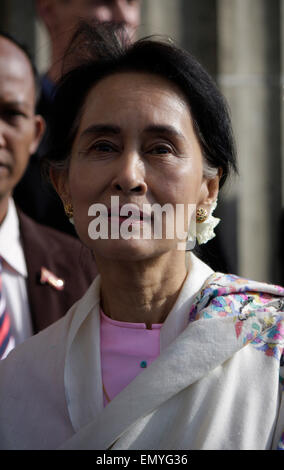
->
xmin=0 ymin=198 xmax=32 ymax=346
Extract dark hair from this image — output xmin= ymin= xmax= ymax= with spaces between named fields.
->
xmin=0 ymin=30 xmax=40 ymax=103
xmin=44 ymin=22 xmax=237 ymax=187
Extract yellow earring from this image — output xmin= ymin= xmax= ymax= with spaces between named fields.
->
xmin=63 ymin=202 xmax=73 ymax=219
xmin=196 ymin=207 xmax=208 ymax=223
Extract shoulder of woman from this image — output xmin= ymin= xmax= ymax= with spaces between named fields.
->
xmin=192 ymin=272 xmax=284 ymax=311
xmin=189 ymin=273 xmax=284 ymax=356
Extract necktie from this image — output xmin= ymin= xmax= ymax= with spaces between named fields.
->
xmin=0 ymin=258 xmax=15 ymax=359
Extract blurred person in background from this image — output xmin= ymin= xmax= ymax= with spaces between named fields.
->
xmin=0 ymin=32 xmax=97 ymax=359
xmin=13 ymin=0 xmax=142 ymax=236
xmin=37 ymin=0 xmax=141 ymax=83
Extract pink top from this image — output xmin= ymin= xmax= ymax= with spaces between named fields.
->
xmin=100 ymin=309 xmax=162 ymax=406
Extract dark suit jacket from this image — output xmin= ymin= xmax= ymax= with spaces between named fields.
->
xmin=18 ymin=209 xmax=97 ymax=333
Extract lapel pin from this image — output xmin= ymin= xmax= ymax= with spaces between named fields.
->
xmin=40 ymin=267 xmax=65 ymax=291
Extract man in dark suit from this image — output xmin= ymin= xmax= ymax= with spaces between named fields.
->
xmin=0 ymin=33 xmax=97 ymax=355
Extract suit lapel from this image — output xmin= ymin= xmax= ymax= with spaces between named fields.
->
xmin=18 ymin=210 xmax=63 ymax=332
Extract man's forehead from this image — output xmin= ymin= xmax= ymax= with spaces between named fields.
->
xmin=0 ymin=38 xmax=36 ymax=98
xmin=0 ymin=36 xmax=23 ymax=56
xmin=0 ymin=37 xmax=33 ymax=73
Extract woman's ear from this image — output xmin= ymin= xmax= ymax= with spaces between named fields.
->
xmin=49 ymin=167 xmax=70 ymax=204
xmin=199 ymin=167 xmax=222 ymax=206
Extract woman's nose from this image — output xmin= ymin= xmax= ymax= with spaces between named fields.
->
xmin=111 ymin=151 xmax=147 ymax=195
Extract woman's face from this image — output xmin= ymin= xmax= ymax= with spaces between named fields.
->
xmin=57 ymin=72 xmax=219 ymax=261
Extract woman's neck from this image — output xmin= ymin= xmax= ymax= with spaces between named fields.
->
xmin=0 ymin=195 xmax=9 ymax=225
xmin=97 ymin=251 xmax=190 ymax=328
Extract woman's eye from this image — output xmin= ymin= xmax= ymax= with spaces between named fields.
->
xmin=87 ymin=141 xmax=117 ymax=154
xmin=148 ymin=144 xmax=174 ymax=155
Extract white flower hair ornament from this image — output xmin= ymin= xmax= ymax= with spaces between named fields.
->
xmin=187 ymin=200 xmax=220 ymax=247
xmin=195 ymin=200 xmax=220 ymax=244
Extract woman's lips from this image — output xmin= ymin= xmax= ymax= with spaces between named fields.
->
xmin=0 ymin=163 xmax=10 ymax=175
xmin=107 ymin=214 xmax=150 ymax=225
xmin=107 ymin=205 xmax=152 ymax=223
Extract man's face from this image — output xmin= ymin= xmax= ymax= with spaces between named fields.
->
xmin=52 ymin=0 xmax=141 ymax=40
xmin=0 ymin=37 xmax=43 ymax=204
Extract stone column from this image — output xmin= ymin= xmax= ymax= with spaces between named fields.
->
xmin=218 ymin=0 xmax=282 ymax=283
xmin=0 ymin=0 xmax=36 ymax=56
xmin=0 ymin=0 xmax=50 ymax=74
xmin=180 ymin=0 xmax=217 ymax=77
xmin=140 ymin=0 xmax=217 ymax=76
xmin=139 ymin=0 xmax=183 ymax=43
xmin=34 ymin=17 xmax=51 ymax=74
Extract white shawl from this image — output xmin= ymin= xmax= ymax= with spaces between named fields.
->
xmin=0 ymin=255 xmax=283 ymax=450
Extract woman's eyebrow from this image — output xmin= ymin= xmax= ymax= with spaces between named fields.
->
xmin=78 ymin=124 xmax=186 ymax=144
xmin=78 ymin=124 xmax=121 ymax=142
xmin=144 ymin=125 xmax=186 ymax=140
